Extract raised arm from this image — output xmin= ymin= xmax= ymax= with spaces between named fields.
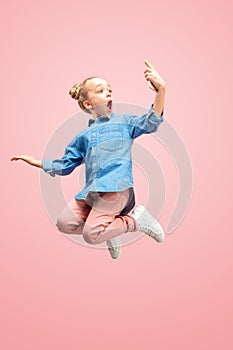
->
xmin=144 ymin=59 xmax=166 ymax=117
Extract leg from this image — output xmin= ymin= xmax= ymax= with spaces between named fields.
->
xmin=83 ymin=189 xmax=137 ymax=244
xmin=56 ymin=198 xmax=91 ymax=234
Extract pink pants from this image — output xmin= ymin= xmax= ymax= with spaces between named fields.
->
xmin=56 ymin=189 xmax=138 ymax=244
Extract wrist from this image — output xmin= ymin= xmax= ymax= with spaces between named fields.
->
xmin=158 ymin=84 xmax=166 ymax=92
xmin=31 ymin=158 xmax=42 ymax=168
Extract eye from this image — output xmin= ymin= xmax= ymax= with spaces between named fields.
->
xmin=108 ymin=89 xmax=112 ymax=93
xmin=97 ymin=89 xmax=103 ymax=93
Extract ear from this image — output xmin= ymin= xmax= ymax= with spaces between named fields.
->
xmin=83 ymin=100 xmax=92 ymax=110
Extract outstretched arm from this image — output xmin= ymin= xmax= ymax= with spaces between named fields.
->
xmin=144 ymin=59 xmax=166 ymax=117
xmin=11 ymin=137 xmax=83 ymax=177
xmin=11 ymin=155 xmax=42 ymax=168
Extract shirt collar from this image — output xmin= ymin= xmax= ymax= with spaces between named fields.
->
xmin=88 ymin=115 xmax=112 ymax=127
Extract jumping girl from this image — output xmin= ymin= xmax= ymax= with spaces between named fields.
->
xmin=11 ymin=59 xmax=166 ymax=259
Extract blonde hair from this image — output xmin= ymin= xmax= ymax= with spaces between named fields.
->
xmin=69 ymin=77 xmax=97 ymax=114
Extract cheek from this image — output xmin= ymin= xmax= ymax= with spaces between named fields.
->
xmin=95 ymin=96 xmax=105 ymax=105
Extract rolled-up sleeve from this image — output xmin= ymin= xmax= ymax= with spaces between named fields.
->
xmin=128 ymin=104 xmax=164 ymax=139
xmin=42 ymin=138 xmax=83 ymax=177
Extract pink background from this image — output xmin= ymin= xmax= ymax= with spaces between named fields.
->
xmin=2 ymin=0 xmax=233 ymax=349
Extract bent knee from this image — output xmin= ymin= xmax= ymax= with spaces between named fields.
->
xmin=83 ymin=224 xmax=102 ymax=244
xmin=56 ymin=216 xmax=68 ymax=233
xmin=56 ymin=215 xmax=81 ymax=234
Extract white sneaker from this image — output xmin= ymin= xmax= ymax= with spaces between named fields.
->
xmin=106 ymin=237 xmax=121 ymax=259
xmin=131 ymin=205 xmax=164 ymax=242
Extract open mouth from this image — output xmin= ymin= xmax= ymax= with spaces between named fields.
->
xmin=107 ymin=100 xmax=112 ymax=110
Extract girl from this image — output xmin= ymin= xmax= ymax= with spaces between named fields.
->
xmin=11 ymin=59 xmax=166 ymax=259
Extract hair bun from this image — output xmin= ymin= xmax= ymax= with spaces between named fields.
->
xmin=69 ymin=83 xmax=81 ymax=100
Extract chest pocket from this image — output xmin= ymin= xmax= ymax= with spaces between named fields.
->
xmin=99 ymin=125 xmax=123 ymax=152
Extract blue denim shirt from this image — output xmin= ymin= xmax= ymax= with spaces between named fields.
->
xmin=42 ymin=105 xmax=164 ymax=199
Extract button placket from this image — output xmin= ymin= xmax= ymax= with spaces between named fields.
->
xmin=91 ymin=129 xmax=97 ymax=179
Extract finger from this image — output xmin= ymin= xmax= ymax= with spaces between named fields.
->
xmin=11 ymin=156 xmax=22 ymax=160
xmin=144 ymin=73 xmax=157 ymax=80
xmin=145 ymin=72 xmax=157 ymax=78
xmin=144 ymin=59 xmax=154 ymax=69
xmin=144 ymin=74 xmax=151 ymax=80
xmin=145 ymin=71 xmax=159 ymax=81
xmin=144 ymin=68 xmax=153 ymax=74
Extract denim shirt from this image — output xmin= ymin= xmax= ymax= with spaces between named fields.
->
xmin=42 ymin=105 xmax=164 ymax=199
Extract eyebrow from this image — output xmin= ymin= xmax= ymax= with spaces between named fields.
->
xmin=95 ymin=84 xmax=111 ymax=89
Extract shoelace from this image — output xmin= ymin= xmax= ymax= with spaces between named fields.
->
xmin=145 ymin=229 xmax=154 ymax=237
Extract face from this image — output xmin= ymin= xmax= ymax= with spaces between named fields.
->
xmin=83 ymin=78 xmax=113 ymax=117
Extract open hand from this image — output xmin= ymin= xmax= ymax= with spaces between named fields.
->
xmin=144 ymin=59 xmax=166 ymax=92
